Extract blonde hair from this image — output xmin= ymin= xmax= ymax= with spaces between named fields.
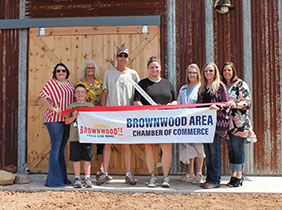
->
xmin=81 ymin=60 xmax=99 ymax=79
xmin=186 ymin=63 xmax=201 ymax=84
xmin=199 ymin=62 xmax=221 ymax=94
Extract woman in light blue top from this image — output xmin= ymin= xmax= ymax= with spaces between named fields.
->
xmin=177 ymin=64 xmax=205 ymax=184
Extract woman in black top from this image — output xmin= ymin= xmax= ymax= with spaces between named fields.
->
xmin=134 ymin=56 xmax=177 ymax=188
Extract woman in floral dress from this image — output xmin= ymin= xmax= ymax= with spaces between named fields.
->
xmin=221 ymin=62 xmax=257 ymax=187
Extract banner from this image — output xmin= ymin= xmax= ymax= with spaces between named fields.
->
xmin=77 ymin=107 xmax=217 ymax=144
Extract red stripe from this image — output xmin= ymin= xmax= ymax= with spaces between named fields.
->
xmin=41 ymin=80 xmax=74 ymax=123
xmin=49 ymin=80 xmax=60 ymax=106
xmin=62 ymin=102 xmax=227 ymax=116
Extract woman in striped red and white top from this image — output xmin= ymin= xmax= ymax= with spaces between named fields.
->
xmin=39 ymin=63 xmax=74 ymax=187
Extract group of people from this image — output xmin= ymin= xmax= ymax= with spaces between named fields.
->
xmin=39 ymin=45 xmax=256 ymax=189
xmin=178 ymin=62 xmax=256 ymax=189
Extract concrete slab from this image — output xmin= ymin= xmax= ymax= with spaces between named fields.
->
xmin=0 ymin=175 xmax=282 ymax=194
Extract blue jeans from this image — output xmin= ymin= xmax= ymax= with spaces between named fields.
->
xmin=204 ymin=133 xmax=222 ymax=185
xmin=45 ymin=122 xmax=70 ymax=187
xmin=225 ymin=135 xmax=246 ymax=172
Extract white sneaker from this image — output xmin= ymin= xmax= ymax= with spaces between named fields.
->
xmin=147 ymin=176 xmax=157 ymax=188
xmin=162 ymin=177 xmax=170 ymax=188
xmin=179 ymin=174 xmax=194 ymax=183
xmin=192 ymin=173 xmax=204 ymax=184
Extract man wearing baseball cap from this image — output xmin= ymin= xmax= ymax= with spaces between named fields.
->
xmin=98 ymin=45 xmax=140 ymax=185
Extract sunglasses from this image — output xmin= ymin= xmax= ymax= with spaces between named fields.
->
xmin=117 ymin=54 xmax=128 ymax=58
xmin=204 ymin=69 xmax=214 ymax=73
xmin=56 ymin=69 xmax=66 ymax=73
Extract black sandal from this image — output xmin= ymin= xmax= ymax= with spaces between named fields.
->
xmin=232 ymin=177 xmax=243 ymax=187
xmin=226 ymin=177 xmax=236 ymax=187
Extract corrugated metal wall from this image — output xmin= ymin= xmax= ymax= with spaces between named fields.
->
xmin=0 ymin=0 xmax=20 ymax=169
xmin=176 ymin=0 xmax=206 ymax=89
xmin=0 ymin=0 xmax=281 ymax=174
xmin=251 ymin=0 xmax=281 ymax=175
xmin=213 ymin=1 xmax=244 ymax=76
xmin=175 ymin=0 xmax=282 ymax=175
xmin=176 ymin=0 xmax=244 ymax=90
xmin=25 ymin=1 xmax=165 ymax=17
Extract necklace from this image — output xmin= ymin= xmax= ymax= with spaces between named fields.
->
xmin=86 ymin=79 xmax=94 ymax=87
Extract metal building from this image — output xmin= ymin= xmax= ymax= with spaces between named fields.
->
xmin=0 ymin=0 xmax=281 ymax=175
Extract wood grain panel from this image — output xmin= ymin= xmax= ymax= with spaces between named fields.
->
xmin=27 ymin=25 xmax=160 ymax=174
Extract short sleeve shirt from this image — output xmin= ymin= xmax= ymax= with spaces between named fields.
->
xmin=75 ymin=80 xmax=103 ymax=106
xmin=65 ymin=102 xmax=94 ymax=142
xmin=134 ymin=78 xmax=176 ymax=105
xmin=40 ymin=79 xmax=74 ymax=123
xmin=102 ymin=68 xmax=140 ymax=106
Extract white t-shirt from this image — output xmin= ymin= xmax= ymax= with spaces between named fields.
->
xmin=102 ymin=67 xmax=140 ymax=106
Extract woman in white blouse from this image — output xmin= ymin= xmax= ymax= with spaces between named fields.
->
xmin=177 ymin=64 xmax=205 ymax=184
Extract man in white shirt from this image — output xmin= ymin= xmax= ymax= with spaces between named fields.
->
xmin=97 ymin=46 xmax=140 ymax=185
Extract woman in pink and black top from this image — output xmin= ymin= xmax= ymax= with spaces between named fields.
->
xmin=197 ymin=62 xmax=231 ymax=189
xmin=39 ymin=63 xmax=74 ymax=187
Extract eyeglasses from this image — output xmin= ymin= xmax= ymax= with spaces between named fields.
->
xmin=188 ymin=72 xmax=198 ymax=75
xmin=117 ymin=54 xmax=128 ymax=58
xmin=86 ymin=67 xmax=95 ymax=70
xmin=75 ymin=91 xmax=86 ymax=94
xmin=204 ymin=69 xmax=214 ymax=73
xmin=56 ymin=69 xmax=66 ymax=73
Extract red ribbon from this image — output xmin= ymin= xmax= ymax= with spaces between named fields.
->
xmin=62 ymin=102 xmax=227 ymax=116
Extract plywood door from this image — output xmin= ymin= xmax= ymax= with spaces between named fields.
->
xmin=27 ymin=25 xmax=160 ymax=175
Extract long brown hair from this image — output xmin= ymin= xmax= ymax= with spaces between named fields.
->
xmin=220 ymin=62 xmax=239 ymax=85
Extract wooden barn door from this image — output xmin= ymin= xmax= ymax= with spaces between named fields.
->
xmin=27 ymin=25 xmax=160 ymax=175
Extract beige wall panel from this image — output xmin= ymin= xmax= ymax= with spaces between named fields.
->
xmin=28 ymin=25 xmax=160 ymax=175
xmin=92 ymin=35 xmax=106 ymax=81
xmin=70 ymin=36 xmax=82 ymax=82
xmin=59 ymin=37 xmax=72 ymax=77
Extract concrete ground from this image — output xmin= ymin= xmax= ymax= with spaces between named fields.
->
xmin=1 ymin=174 xmax=282 ymax=194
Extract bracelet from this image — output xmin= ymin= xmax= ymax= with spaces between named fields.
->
xmin=236 ymin=102 xmax=246 ymax=109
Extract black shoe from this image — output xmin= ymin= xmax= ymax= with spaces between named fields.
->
xmin=232 ymin=177 xmax=243 ymax=187
xmin=65 ymin=179 xmax=72 ymax=185
xmin=226 ymin=177 xmax=236 ymax=187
